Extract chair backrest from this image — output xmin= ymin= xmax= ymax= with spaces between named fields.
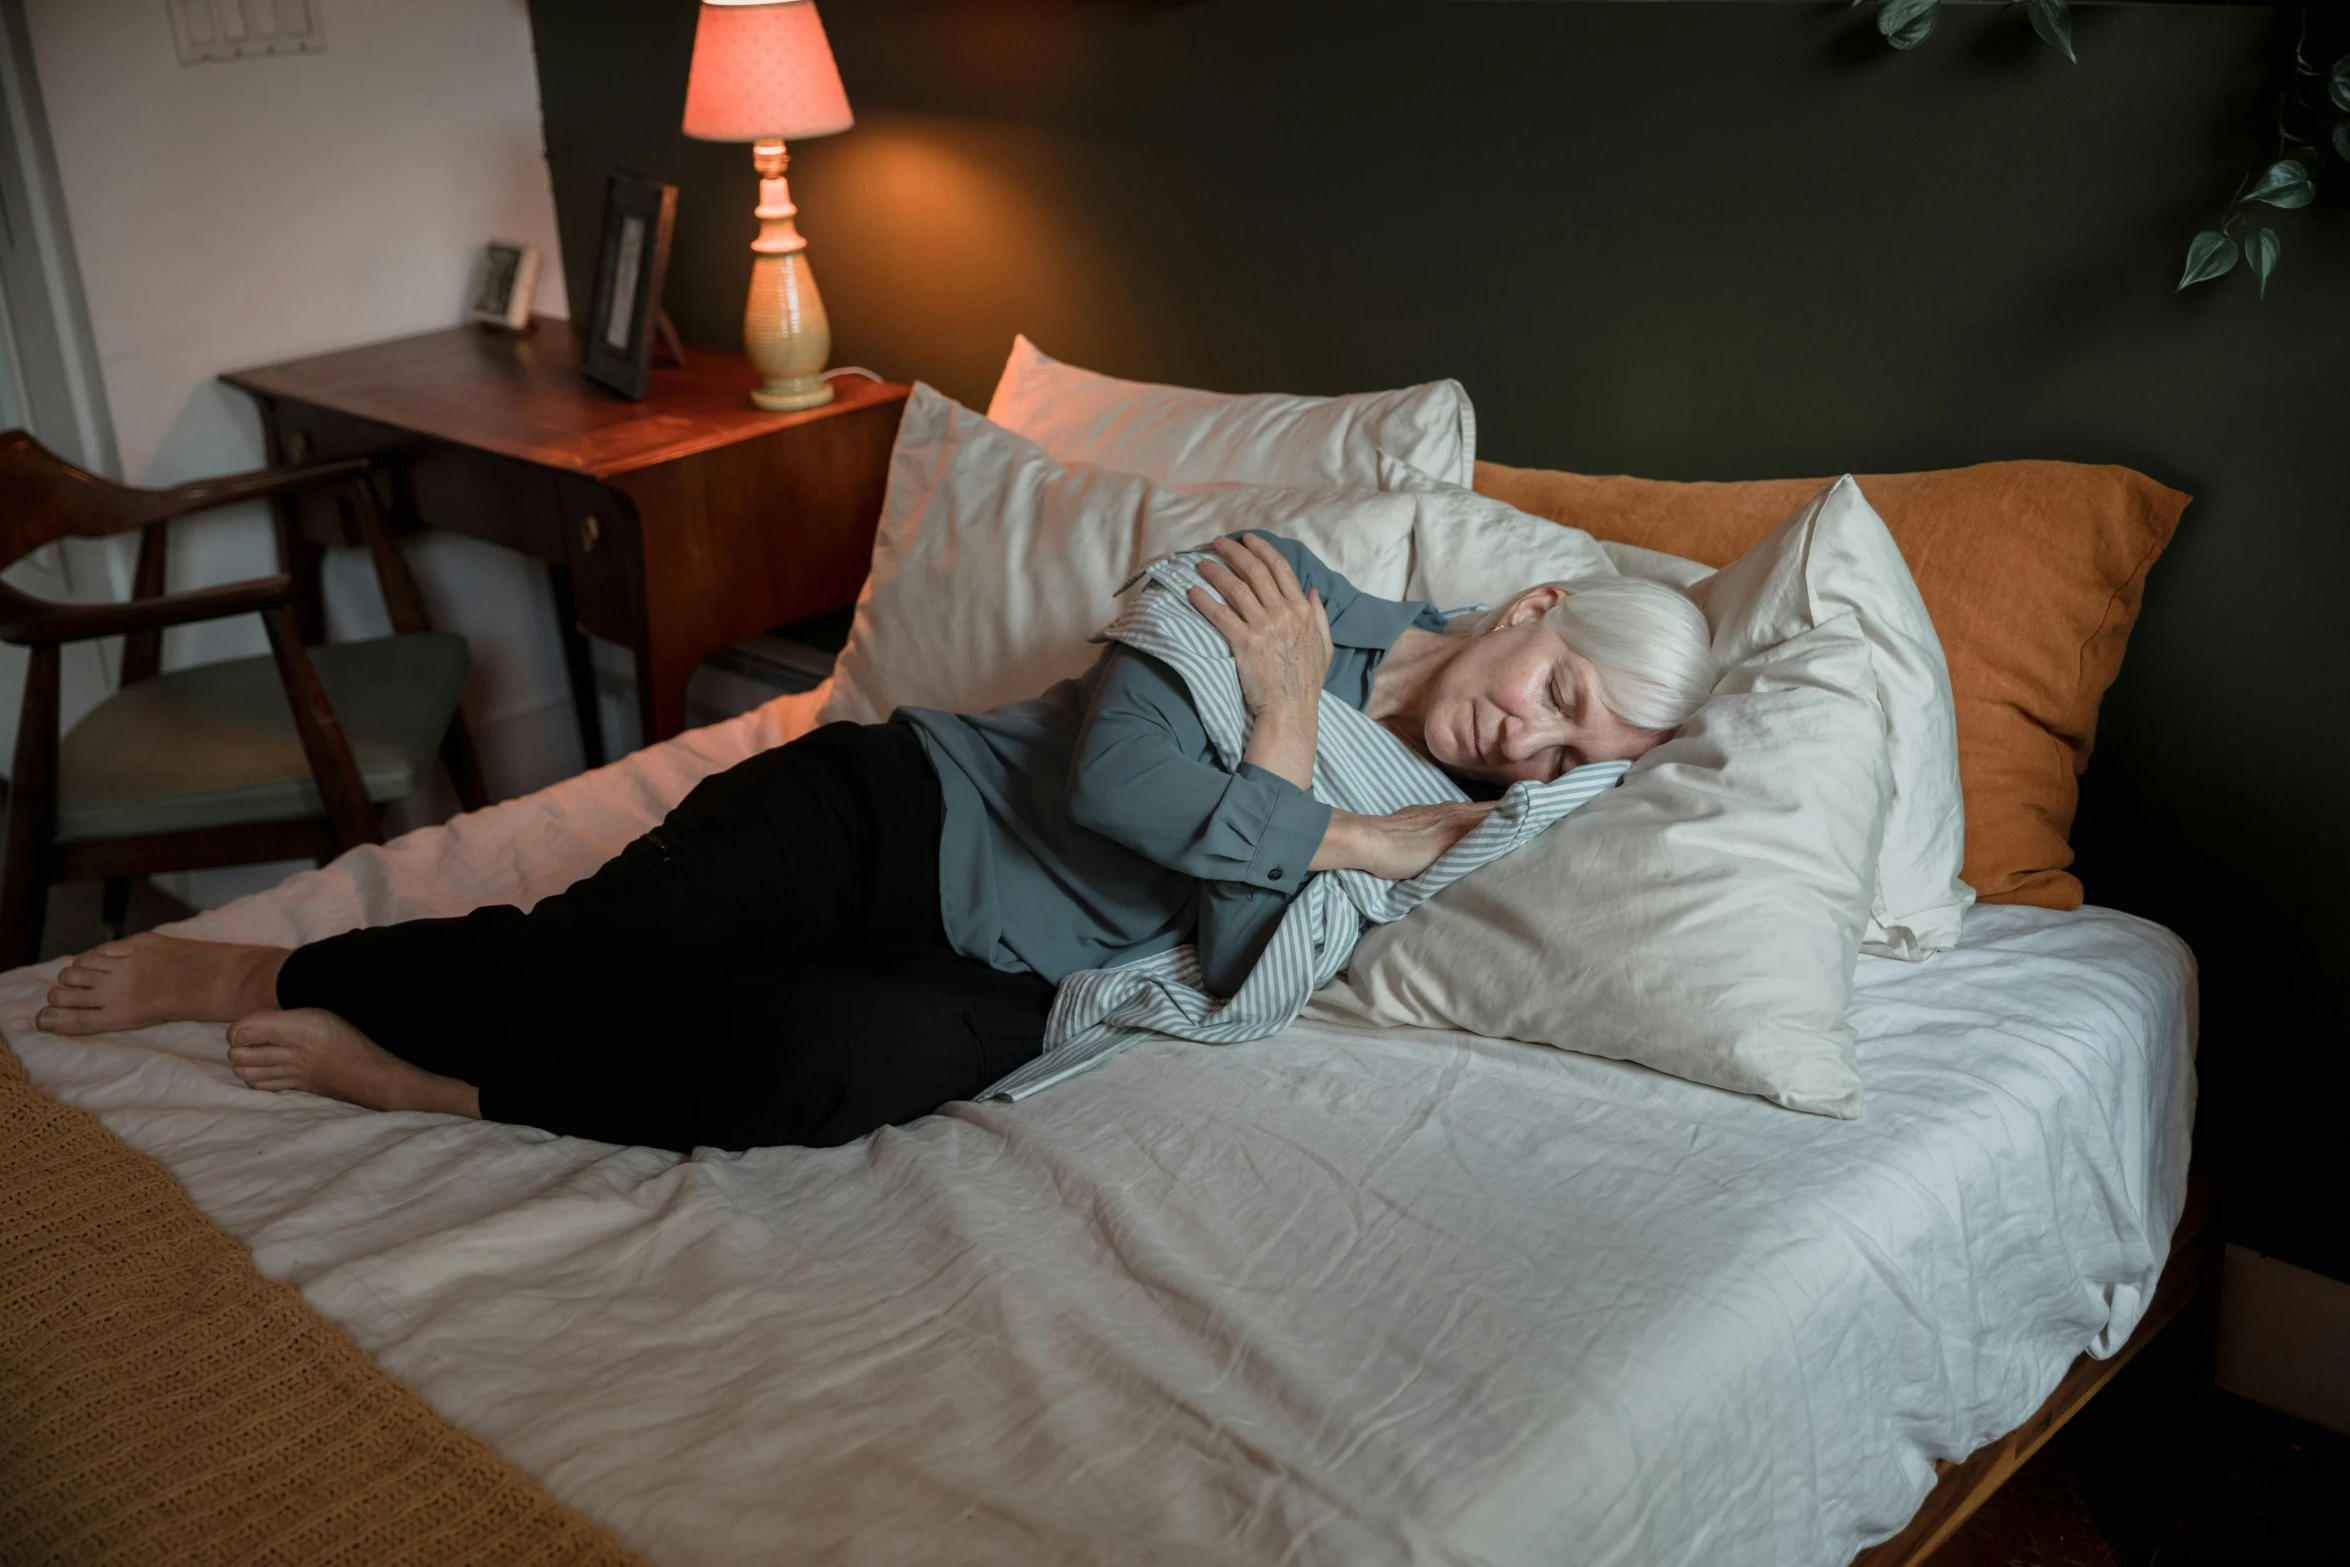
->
xmin=0 ymin=430 xmax=189 ymax=570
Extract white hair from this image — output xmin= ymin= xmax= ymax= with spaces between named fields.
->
xmin=1462 ymin=576 xmax=1715 ymax=731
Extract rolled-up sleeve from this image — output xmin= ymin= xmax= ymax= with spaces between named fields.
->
xmin=1067 ymin=647 xmax=1330 ymax=893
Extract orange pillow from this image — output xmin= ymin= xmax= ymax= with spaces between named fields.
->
xmin=1473 ymin=459 xmax=2189 ymax=909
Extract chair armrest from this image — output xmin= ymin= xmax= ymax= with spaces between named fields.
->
xmin=162 ymin=456 xmax=374 ymax=514
xmin=0 ymin=573 xmax=295 ymax=646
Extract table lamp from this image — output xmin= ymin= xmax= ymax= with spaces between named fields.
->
xmin=682 ymin=0 xmax=855 ymax=411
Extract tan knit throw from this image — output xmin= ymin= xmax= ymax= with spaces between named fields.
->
xmin=0 ymin=1036 xmax=646 ymax=1567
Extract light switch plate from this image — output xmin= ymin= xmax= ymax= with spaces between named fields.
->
xmin=169 ymin=0 xmax=325 ymax=66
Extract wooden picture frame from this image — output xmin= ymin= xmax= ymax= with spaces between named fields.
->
xmin=467 ymin=240 xmax=541 ymax=331
xmin=580 ymin=173 xmax=679 ymax=400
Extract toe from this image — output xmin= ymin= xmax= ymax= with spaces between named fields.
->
xmin=226 ymin=1011 xmax=291 ymax=1048
xmin=52 ymin=966 xmax=99 ymax=989
xmin=230 ymin=1047 xmax=299 ymax=1090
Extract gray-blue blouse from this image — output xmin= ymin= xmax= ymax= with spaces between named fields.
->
xmin=900 ymin=533 xmax=1447 ymax=993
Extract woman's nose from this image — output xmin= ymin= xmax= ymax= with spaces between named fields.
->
xmin=1499 ymin=714 xmax=1555 ymax=761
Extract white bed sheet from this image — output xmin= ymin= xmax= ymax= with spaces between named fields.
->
xmin=2 ymin=690 xmax=2195 ymax=1567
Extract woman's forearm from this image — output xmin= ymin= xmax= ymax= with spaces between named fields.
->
xmin=1310 ymin=811 xmax=1368 ymax=872
xmin=1309 ymin=802 xmax=1499 ymax=880
xmin=1243 ymin=700 xmax=1317 ymax=794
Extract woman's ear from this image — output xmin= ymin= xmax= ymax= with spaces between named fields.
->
xmin=1491 ymin=584 xmax=1566 ymax=630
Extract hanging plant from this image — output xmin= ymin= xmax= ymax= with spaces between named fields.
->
xmin=2177 ymin=21 xmax=2346 ymax=300
xmin=1857 ymin=3 xmax=2346 ymax=300
xmin=1855 ymin=0 xmax=2076 ymax=62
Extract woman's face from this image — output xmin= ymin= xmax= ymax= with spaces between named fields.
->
xmin=1420 ymin=602 xmax=1676 ymax=784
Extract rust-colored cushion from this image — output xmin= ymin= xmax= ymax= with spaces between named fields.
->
xmin=1472 ymin=459 xmax=2189 ymax=909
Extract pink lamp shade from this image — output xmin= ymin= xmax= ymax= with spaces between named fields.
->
xmin=681 ymin=0 xmax=853 ymax=144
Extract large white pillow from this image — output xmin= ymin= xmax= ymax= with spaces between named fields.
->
xmin=1598 ymin=539 xmax=1713 ymax=591
xmin=1314 ymin=613 xmax=1888 ymax=1118
xmin=1693 ymin=477 xmax=1972 ymax=959
xmin=985 ymin=334 xmax=1477 ymax=490
xmin=1376 ymin=452 xmax=1617 ymax=607
xmin=1422 ymin=463 xmax=1967 ymax=959
xmin=819 ymin=385 xmax=1420 ymax=725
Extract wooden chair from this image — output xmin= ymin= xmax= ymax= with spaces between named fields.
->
xmin=0 ymin=430 xmax=488 ymax=965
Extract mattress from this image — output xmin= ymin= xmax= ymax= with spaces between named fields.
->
xmin=2 ymin=691 xmax=2196 ymax=1567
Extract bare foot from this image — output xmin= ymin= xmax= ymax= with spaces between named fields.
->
xmin=39 ymin=932 xmax=290 ymax=1036
xmin=226 ymin=1008 xmax=480 ymax=1119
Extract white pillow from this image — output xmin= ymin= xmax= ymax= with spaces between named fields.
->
xmin=985 ymin=334 xmax=1477 ymax=490
xmin=1423 ymin=467 xmax=1967 ymax=958
xmin=1375 ymin=452 xmax=1618 ymax=605
xmin=1693 ymin=477 xmax=1972 ymax=959
xmin=1314 ymin=613 xmax=1888 ymax=1118
xmin=819 ymin=385 xmax=1419 ymax=725
xmin=1599 ymin=539 xmax=1713 ymax=590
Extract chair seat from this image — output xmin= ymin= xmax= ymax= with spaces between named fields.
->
xmin=57 ymin=632 xmax=471 ymax=843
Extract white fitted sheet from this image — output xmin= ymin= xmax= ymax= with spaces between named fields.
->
xmin=2 ymin=689 xmax=2196 ymax=1567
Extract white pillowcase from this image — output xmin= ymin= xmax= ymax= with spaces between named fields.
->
xmin=818 ymin=385 xmax=1420 ymax=725
xmin=1599 ymin=539 xmax=1714 ymax=591
xmin=1474 ymin=473 xmax=1969 ymax=959
xmin=985 ymin=334 xmax=1477 ymax=490
xmin=1315 ymin=613 xmax=1888 ymax=1118
xmin=1692 ymin=477 xmax=1972 ymax=959
xmin=1376 ymin=452 xmax=1617 ymax=605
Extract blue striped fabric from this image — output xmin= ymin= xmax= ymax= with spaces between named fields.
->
xmin=982 ymin=551 xmax=1628 ymax=1101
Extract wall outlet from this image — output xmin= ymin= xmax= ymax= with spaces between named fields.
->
xmin=169 ymin=0 xmax=325 ymax=66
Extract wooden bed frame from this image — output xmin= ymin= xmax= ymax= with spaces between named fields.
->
xmin=1851 ymin=1167 xmax=2218 ymax=1566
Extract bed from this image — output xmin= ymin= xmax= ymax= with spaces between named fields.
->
xmin=2 ymin=684 xmax=2198 ymax=1567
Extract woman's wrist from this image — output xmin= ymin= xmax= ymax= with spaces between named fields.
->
xmin=1243 ymin=701 xmax=1318 ymax=793
xmin=1310 ymin=810 xmax=1362 ymax=872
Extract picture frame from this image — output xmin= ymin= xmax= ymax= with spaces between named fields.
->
xmin=580 ymin=172 xmax=679 ymax=400
xmin=467 ymin=240 xmax=541 ymax=331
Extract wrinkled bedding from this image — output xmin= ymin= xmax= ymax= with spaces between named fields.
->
xmin=2 ymin=690 xmax=2195 ymax=1567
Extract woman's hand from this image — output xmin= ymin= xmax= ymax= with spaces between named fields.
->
xmin=1189 ymin=535 xmax=1333 ymax=723
xmin=1311 ymin=801 xmax=1499 ymax=881
xmin=1190 ymin=534 xmax=1333 ymax=793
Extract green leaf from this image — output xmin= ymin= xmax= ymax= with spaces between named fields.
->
xmin=2248 ymin=228 xmax=2280 ymax=300
xmin=2243 ymin=159 xmax=2315 ymax=209
xmin=1879 ymin=0 xmax=1939 ymax=51
xmin=2175 ymin=230 xmax=2238 ymax=291
xmin=2330 ymin=54 xmax=2350 ymax=113
xmin=2025 ymin=0 xmax=2077 ymax=65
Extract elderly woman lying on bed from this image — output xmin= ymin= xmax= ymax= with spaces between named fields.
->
xmin=40 ymin=532 xmax=1712 ymax=1152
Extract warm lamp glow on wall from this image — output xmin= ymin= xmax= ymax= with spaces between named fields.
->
xmin=682 ymin=0 xmax=854 ymax=411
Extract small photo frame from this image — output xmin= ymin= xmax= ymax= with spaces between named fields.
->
xmin=467 ymin=240 xmax=541 ymax=331
xmin=580 ymin=172 xmax=679 ymax=400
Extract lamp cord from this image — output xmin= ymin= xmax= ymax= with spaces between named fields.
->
xmin=823 ymin=366 xmax=883 ymax=382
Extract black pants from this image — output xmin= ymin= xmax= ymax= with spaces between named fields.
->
xmin=276 ymin=722 xmax=1053 ymax=1152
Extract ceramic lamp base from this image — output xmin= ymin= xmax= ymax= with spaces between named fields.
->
xmin=750 ymin=377 xmax=835 ymax=412
xmin=742 ymin=139 xmax=834 ymax=414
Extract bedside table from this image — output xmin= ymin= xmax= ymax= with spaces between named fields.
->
xmin=225 ymin=319 xmax=906 ymax=763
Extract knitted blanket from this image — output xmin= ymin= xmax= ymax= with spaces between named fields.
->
xmin=988 ymin=550 xmax=1627 ymax=1100
xmin=0 ymin=1033 xmax=643 ymax=1567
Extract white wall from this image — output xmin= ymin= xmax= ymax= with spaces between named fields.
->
xmin=21 ymin=0 xmax=585 ymax=902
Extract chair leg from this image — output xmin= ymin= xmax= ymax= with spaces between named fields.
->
xmin=101 ymin=877 xmax=132 ymax=937
xmin=0 ymin=829 xmax=49 ymax=968
xmin=440 ymin=711 xmax=490 ymax=814
xmin=2 ymin=644 xmax=62 ymax=967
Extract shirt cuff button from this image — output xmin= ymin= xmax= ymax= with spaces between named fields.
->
xmin=1268 ymin=867 xmax=1284 ymax=881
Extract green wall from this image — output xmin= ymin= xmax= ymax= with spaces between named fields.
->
xmin=529 ymin=1 xmax=2350 ymax=1275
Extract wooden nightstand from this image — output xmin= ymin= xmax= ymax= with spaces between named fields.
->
xmin=225 ymin=320 xmax=906 ymax=763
